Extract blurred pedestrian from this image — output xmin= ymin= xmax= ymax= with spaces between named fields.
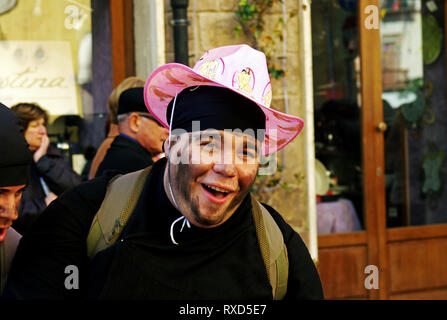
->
xmin=94 ymin=87 xmax=169 ymax=178
xmin=0 ymin=103 xmax=32 ymax=294
xmin=10 ymin=103 xmax=82 ymax=235
xmin=89 ymin=77 xmax=146 ymax=179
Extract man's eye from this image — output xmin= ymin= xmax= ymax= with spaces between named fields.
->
xmin=201 ymin=142 xmax=217 ymax=150
xmin=241 ymin=149 xmax=256 ymax=158
xmin=200 ymin=139 xmax=215 ymax=147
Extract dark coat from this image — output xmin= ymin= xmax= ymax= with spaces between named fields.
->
xmin=13 ymin=145 xmax=82 ymax=235
xmin=2 ymin=159 xmax=324 ymax=300
xmin=94 ymin=135 xmax=154 ymax=178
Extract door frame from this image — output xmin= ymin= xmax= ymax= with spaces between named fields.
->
xmin=358 ymin=0 xmax=388 ymax=299
xmin=110 ymin=0 xmax=135 ymax=87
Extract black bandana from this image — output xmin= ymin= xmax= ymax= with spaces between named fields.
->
xmin=166 ymin=86 xmax=266 ymax=141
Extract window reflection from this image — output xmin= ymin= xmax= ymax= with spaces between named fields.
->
xmin=312 ymin=0 xmax=364 ymax=235
xmin=0 ymin=0 xmax=107 ymax=180
xmin=381 ymin=0 xmax=447 ymax=227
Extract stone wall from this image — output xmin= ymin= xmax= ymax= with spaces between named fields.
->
xmin=164 ymin=0 xmax=311 ymax=248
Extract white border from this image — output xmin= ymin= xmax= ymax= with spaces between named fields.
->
xmin=299 ymin=0 xmax=318 ymax=261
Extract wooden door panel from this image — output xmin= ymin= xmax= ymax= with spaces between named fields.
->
xmin=318 ymin=246 xmax=369 ymax=299
xmin=390 ymin=287 xmax=447 ymax=300
xmin=389 ymin=237 xmax=447 ymax=293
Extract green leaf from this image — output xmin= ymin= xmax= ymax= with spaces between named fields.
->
xmin=234 ymin=25 xmax=242 ymax=37
xmin=401 ymin=92 xmax=425 ymax=124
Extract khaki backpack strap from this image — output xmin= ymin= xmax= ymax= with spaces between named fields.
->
xmin=87 ymin=166 xmax=152 ymax=259
xmin=251 ymin=195 xmax=289 ymax=300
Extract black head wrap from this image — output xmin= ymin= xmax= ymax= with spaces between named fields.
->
xmin=0 ymin=103 xmax=32 ymax=187
xmin=166 ymin=86 xmax=266 ymax=141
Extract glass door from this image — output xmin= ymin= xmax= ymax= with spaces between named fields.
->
xmin=312 ymin=0 xmax=365 ymax=236
xmin=380 ymin=0 xmax=447 ymax=228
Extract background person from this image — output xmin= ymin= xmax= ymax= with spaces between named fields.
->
xmin=10 ymin=103 xmax=82 ymax=235
xmin=0 ymin=103 xmax=32 ymax=294
xmin=94 ymin=87 xmax=169 ymax=178
xmin=89 ymin=76 xmax=146 ymax=179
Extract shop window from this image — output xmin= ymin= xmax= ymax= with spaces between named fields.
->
xmin=0 ymin=0 xmax=112 ymax=179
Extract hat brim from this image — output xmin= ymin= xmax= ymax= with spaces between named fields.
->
xmin=144 ymin=63 xmax=304 ymax=156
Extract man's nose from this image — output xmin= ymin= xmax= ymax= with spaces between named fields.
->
xmin=212 ymin=149 xmax=237 ymax=177
xmin=212 ymin=162 xmax=237 ymax=177
xmin=39 ymin=125 xmax=47 ymax=134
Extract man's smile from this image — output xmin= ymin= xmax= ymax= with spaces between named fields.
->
xmin=201 ymin=183 xmax=234 ymax=204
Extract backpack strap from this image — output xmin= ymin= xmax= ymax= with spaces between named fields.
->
xmin=251 ymin=195 xmax=289 ymax=300
xmin=87 ymin=166 xmax=152 ymax=259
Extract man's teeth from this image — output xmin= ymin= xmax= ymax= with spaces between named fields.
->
xmin=205 ymin=185 xmax=229 ymax=193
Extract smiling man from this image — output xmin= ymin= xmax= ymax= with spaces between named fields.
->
xmin=0 ymin=103 xmax=32 ymax=294
xmin=2 ymin=45 xmax=323 ymax=300
xmin=162 ymin=86 xmax=266 ymax=232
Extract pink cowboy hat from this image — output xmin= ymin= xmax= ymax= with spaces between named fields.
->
xmin=143 ymin=44 xmax=304 ymax=156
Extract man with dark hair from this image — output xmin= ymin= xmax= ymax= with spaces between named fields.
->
xmin=3 ymin=45 xmax=323 ymax=300
xmin=94 ymin=87 xmax=169 ymax=178
xmin=0 ymin=103 xmax=32 ymax=294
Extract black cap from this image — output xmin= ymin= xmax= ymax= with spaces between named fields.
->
xmin=0 ymin=103 xmax=32 ymax=187
xmin=117 ymin=87 xmax=148 ymax=115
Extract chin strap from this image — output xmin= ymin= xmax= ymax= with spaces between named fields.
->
xmin=166 ymin=91 xmax=191 ymax=245
xmin=169 ymin=215 xmax=191 ymax=245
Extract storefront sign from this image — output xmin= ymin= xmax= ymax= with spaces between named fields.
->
xmin=0 ymin=40 xmax=78 ymax=115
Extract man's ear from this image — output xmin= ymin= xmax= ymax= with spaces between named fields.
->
xmin=163 ymin=139 xmax=170 ymax=158
xmin=128 ymin=113 xmax=140 ymax=133
xmin=163 ymin=134 xmax=181 ymax=158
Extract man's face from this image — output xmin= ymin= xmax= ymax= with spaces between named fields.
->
xmin=165 ymin=130 xmax=259 ymax=228
xmin=0 ymin=184 xmax=25 ymax=242
xmin=136 ymin=114 xmax=169 ymax=156
xmin=24 ymin=117 xmax=46 ymax=151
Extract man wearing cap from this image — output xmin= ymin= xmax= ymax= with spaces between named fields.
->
xmin=0 ymin=103 xmax=33 ymax=294
xmin=94 ymin=87 xmax=169 ymax=177
xmin=3 ymin=45 xmax=323 ymax=300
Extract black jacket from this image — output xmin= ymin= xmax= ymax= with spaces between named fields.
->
xmin=95 ymin=135 xmax=153 ymax=178
xmin=3 ymin=159 xmax=324 ymax=300
xmin=13 ymin=145 xmax=82 ymax=235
